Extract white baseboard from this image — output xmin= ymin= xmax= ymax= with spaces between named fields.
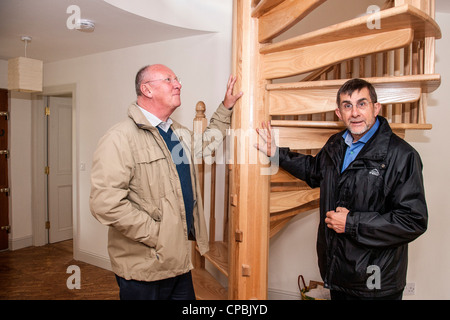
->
xmin=74 ymin=248 xmax=112 ymax=272
xmin=9 ymin=235 xmax=33 ymax=251
xmin=268 ymin=288 xmax=301 ymax=300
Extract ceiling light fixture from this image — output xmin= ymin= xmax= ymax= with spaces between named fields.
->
xmin=76 ymin=19 xmax=95 ymax=32
xmin=8 ymin=36 xmax=43 ymax=93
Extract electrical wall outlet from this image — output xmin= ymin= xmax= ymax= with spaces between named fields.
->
xmin=404 ymin=283 xmax=415 ymax=296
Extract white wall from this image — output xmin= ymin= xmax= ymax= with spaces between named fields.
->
xmin=0 ymin=61 xmax=6 ymax=86
xmin=8 ymin=92 xmax=33 ymax=250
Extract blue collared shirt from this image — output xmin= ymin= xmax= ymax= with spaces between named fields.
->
xmin=341 ymin=118 xmax=380 ymax=172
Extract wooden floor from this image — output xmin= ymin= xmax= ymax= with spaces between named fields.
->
xmin=0 ymin=240 xmax=119 ymax=300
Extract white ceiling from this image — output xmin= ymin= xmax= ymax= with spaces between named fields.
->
xmin=0 ymin=0 xmax=210 ymax=63
xmin=0 ymin=0 xmax=448 ymax=64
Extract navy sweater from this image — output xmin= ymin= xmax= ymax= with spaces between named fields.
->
xmin=157 ymin=127 xmax=194 ymax=237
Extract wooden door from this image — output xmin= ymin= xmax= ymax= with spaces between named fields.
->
xmin=48 ymin=96 xmax=73 ymax=243
xmin=0 ymin=89 xmax=9 ymax=250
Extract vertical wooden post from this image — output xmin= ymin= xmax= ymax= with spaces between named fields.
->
xmin=228 ymin=0 xmax=270 ymax=300
xmin=192 ymin=101 xmax=208 ymax=269
xmin=396 ymin=0 xmax=435 ymax=124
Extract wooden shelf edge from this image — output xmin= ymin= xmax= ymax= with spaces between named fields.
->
xmin=251 ymin=0 xmax=285 ymax=18
xmin=270 ymin=198 xmax=320 ymax=221
xmin=192 ymin=268 xmax=227 ymax=300
xmin=270 ymin=189 xmax=320 ymax=214
xmin=267 ymin=74 xmax=441 ymax=94
xmin=196 ymin=242 xmax=229 ymax=277
xmin=270 ymin=199 xmax=320 ymax=238
xmin=271 ymin=120 xmax=432 ymax=131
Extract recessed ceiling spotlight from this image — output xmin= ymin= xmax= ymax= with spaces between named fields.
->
xmin=76 ymin=19 xmax=95 ymax=32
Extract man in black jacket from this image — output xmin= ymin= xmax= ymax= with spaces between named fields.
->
xmin=256 ymin=78 xmax=428 ymax=300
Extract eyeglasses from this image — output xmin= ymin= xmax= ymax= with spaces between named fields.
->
xmin=145 ymin=77 xmax=181 ymax=85
xmin=340 ymin=100 xmax=373 ymax=111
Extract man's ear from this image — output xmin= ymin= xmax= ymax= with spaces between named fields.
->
xmin=141 ymin=84 xmax=152 ymax=98
xmin=373 ymin=102 xmax=382 ymax=117
xmin=335 ymin=107 xmax=343 ymax=121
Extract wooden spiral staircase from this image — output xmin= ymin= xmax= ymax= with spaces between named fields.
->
xmin=191 ymin=0 xmax=441 ymax=300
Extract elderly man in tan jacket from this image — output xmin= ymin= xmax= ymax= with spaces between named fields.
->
xmin=90 ymin=64 xmax=242 ymax=300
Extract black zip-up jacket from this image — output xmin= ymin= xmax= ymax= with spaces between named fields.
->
xmin=278 ymin=116 xmax=427 ymax=297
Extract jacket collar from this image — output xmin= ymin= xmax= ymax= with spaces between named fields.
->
xmin=324 ymin=116 xmax=393 ymax=168
xmin=128 ymin=102 xmax=155 ymax=131
xmin=358 ymin=115 xmax=393 ymax=161
xmin=127 ymin=102 xmax=185 ymax=133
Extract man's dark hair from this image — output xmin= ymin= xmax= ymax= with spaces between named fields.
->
xmin=135 ymin=65 xmax=149 ymax=96
xmin=336 ymin=78 xmax=378 ymax=106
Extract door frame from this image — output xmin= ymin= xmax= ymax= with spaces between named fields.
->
xmin=31 ymin=84 xmax=78 ymax=252
xmin=0 ymin=88 xmax=9 ymax=251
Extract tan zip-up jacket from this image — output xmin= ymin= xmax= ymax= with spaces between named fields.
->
xmin=90 ymin=102 xmax=232 ymax=281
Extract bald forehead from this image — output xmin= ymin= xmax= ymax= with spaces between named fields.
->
xmin=146 ymin=64 xmax=175 ymax=78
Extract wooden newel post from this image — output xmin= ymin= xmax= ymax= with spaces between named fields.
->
xmin=192 ymin=101 xmax=207 ymax=270
xmin=228 ymin=0 xmax=270 ymax=300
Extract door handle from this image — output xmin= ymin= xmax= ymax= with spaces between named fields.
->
xmin=0 ymin=112 xmax=8 ymax=120
xmin=0 ymin=188 xmax=10 ymax=196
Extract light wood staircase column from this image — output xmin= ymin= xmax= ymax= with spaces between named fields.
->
xmin=227 ymin=0 xmax=271 ymax=300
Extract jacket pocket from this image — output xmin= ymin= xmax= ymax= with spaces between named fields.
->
xmin=147 ymin=246 xmax=159 ymax=260
xmin=135 ymin=147 xmax=173 ymax=198
xmin=338 ymin=165 xmax=385 ymax=212
xmin=135 ymin=147 xmax=173 ymax=222
xmin=361 ymin=166 xmax=385 ymax=210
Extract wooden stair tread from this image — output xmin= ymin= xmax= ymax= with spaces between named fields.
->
xmin=268 ymin=75 xmax=440 ymax=116
xmin=270 ymin=188 xmax=320 ymax=214
xmin=263 ymin=28 xmax=414 ymax=79
xmin=270 ymin=198 xmax=320 ymax=238
xmin=192 ymin=268 xmax=227 ymax=300
xmin=271 ymin=122 xmax=430 ymax=150
xmin=274 ymin=126 xmax=341 ymax=150
xmin=267 ymin=74 xmax=441 ymax=93
xmin=261 ymin=4 xmax=441 ymax=54
xmin=271 ymin=120 xmax=433 ymax=130
xmin=270 ymin=168 xmax=305 ymax=184
xmin=257 ymin=0 xmax=326 ymax=42
xmin=268 ymin=74 xmax=442 ymax=115
xmin=251 ymin=0 xmax=285 ymax=18
xmin=196 ymin=241 xmax=228 ymax=277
